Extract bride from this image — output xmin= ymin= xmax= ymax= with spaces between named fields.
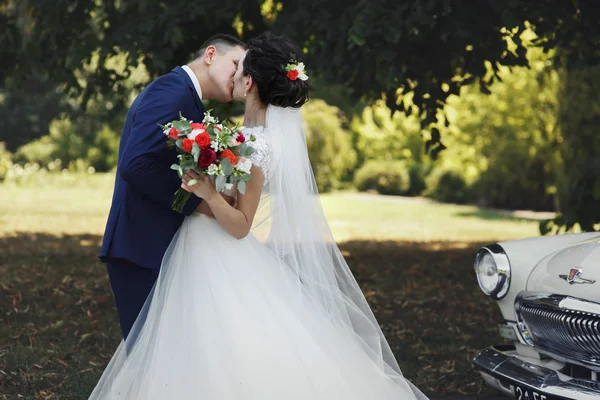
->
xmin=89 ymin=32 xmax=427 ymax=400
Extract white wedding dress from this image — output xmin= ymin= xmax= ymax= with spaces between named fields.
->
xmin=89 ymin=124 xmax=426 ymax=400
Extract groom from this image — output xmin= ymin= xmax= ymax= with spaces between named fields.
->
xmin=99 ymin=34 xmax=246 ymax=339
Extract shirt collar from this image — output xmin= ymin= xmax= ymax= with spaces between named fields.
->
xmin=181 ymin=65 xmax=203 ymax=100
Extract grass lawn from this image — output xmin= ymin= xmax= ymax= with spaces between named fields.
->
xmin=0 ymin=173 xmax=547 ymax=399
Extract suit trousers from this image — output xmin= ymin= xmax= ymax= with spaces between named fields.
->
xmin=106 ymin=258 xmax=159 ymax=340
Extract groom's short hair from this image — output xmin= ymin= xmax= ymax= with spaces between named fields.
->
xmin=195 ymin=34 xmax=246 ymax=59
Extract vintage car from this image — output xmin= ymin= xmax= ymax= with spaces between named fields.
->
xmin=472 ymin=232 xmax=600 ymax=400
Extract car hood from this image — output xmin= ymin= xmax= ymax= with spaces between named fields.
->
xmin=527 ymin=237 xmax=600 ymax=302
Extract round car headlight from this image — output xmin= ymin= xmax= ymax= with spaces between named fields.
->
xmin=474 ymin=244 xmax=511 ymax=300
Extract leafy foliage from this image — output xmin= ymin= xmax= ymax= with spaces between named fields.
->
xmin=13 ymin=136 xmax=56 ymax=167
xmin=3 ymin=1 xmax=600 ymax=229
xmin=3 ymin=0 xmax=599 ymax=153
xmin=434 ymin=38 xmax=560 ymax=211
xmin=351 ymin=99 xmax=433 ymax=195
xmin=424 ymin=166 xmax=470 ymax=205
xmin=303 ymin=100 xmax=357 ymax=192
xmin=0 ymin=76 xmax=69 ymax=151
xmin=353 ymin=160 xmax=410 ymax=196
xmin=544 ymin=64 xmax=600 ymax=233
xmin=0 ymin=143 xmax=12 ymax=181
xmin=86 ymin=125 xmax=120 ymax=172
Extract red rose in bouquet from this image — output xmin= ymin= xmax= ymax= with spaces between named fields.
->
xmin=195 ymin=132 xmax=211 ymax=149
xmin=198 ymin=149 xmax=217 ymax=168
xmin=168 ymin=127 xmax=179 ymax=140
xmin=161 ymin=111 xmax=257 ymax=213
xmin=182 ymin=138 xmax=194 ymax=153
xmin=220 ymin=149 xmax=237 ymax=166
xmin=190 ymin=122 xmax=205 ymax=131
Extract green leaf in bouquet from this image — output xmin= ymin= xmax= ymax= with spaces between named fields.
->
xmin=216 ymin=175 xmax=226 ymax=192
xmin=169 ymin=164 xmax=183 ymax=177
xmin=236 ymin=143 xmax=247 ymax=154
xmin=238 ymin=180 xmax=246 ymax=194
xmin=183 ymin=158 xmax=198 ymax=170
xmin=173 ymin=121 xmax=189 ymax=132
xmin=239 ymin=143 xmax=255 ymax=157
xmin=221 ymin=158 xmax=233 ymax=175
xmin=240 ymin=173 xmax=252 ymax=182
xmin=176 ymin=139 xmax=183 ymax=148
xmin=192 ymin=143 xmax=200 ymax=162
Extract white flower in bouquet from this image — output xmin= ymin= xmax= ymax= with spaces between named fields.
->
xmin=235 ymin=158 xmax=252 ymax=174
xmin=202 ymin=112 xmax=216 ymax=124
xmin=187 ymin=123 xmax=207 ymax=140
xmin=207 ymin=164 xmax=220 ymax=176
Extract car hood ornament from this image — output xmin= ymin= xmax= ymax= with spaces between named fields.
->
xmin=559 ymin=267 xmax=597 ymax=285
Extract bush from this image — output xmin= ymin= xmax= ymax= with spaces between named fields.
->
xmin=12 ymin=120 xmax=120 ymax=173
xmin=351 ymin=99 xmax=423 ymax=165
xmin=354 ymin=160 xmax=410 ymax=195
xmin=0 ymin=142 xmax=13 ymax=182
xmin=552 ymin=65 xmax=600 ymax=231
xmin=47 ymin=117 xmax=86 ymax=166
xmin=429 ymin=32 xmax=560 ymax=211
xmin=87 ymin=125 xmax=120 ymax=172
xmin=13 ymin=136 xmax=56 ymax=167
xmin=350 ymin=99 xmax=434 ymax=196
xmin=425 ymin=167 xmax=470 ymax=204
xmin=473 ymin=158 xmax=555 ymax=211
xmin=406 ymin=163 xmax=429 ymax=197
xmin=303 ymin=100 xmax=357 ymax=192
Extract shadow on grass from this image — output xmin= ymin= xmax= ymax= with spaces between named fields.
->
xmin=0 ymin=233 xmax=502 ymax=399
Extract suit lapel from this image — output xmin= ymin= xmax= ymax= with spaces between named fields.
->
xmin=171 ymin=66 xmax=204 ymax=114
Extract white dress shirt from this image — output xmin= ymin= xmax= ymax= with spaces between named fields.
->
xmin=181 ymin=65 xmax=203 ymax=100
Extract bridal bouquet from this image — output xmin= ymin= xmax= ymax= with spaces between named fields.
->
xmin=161 ymin=111 xmax=256 ymax=213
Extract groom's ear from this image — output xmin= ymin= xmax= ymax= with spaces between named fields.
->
xmin=203 ymin=45 xmax=217 ymax=66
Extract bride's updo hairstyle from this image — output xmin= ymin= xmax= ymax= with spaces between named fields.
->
xmin=243 ymin=32 xmax=309 ymax=108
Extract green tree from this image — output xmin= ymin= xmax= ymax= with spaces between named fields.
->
xmin=0 ymin=143 xmax=12 ymax=181
xmin=351 ymin=99 xmax=431 ymax=195
xmin=545 ymin=64 xmax=600 ymax=232
xmin=434 ymin=40 xmax=560 ymax=211
xmin=0 ymin=77 xmax=69 ymax=151
xmin=3 ymin=0 xmax=598 ymax=151
xmin=3 ymin=0 xmax=599 ymax=229
xmin=303 ymin=100 xmax=357 ymax=192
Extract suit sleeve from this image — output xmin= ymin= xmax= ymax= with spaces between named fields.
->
xmin=119 ymin=76 xmax=202 ymax=215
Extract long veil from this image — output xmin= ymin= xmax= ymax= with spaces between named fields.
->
xmin=261 ymin=105 xmax=426 ymax=398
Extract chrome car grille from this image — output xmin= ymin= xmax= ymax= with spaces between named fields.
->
xmin=515 ymin=294 xmax=600 ymax=366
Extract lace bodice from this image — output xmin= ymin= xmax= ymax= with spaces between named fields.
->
xmin=222 ymin=126 xmax=271 ymax=197
xmin=246 ymin=126 xmax=271 ymax=182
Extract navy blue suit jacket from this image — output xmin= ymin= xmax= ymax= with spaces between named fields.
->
xmin=99 ymin=67 xmax=204 ymax=270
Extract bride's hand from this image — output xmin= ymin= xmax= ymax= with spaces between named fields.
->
xmin=182 ymin=170 xmax=217 ymax=201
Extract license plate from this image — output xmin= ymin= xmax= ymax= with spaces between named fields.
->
xmin=512 ymin=384 xmax=559 ymax=400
